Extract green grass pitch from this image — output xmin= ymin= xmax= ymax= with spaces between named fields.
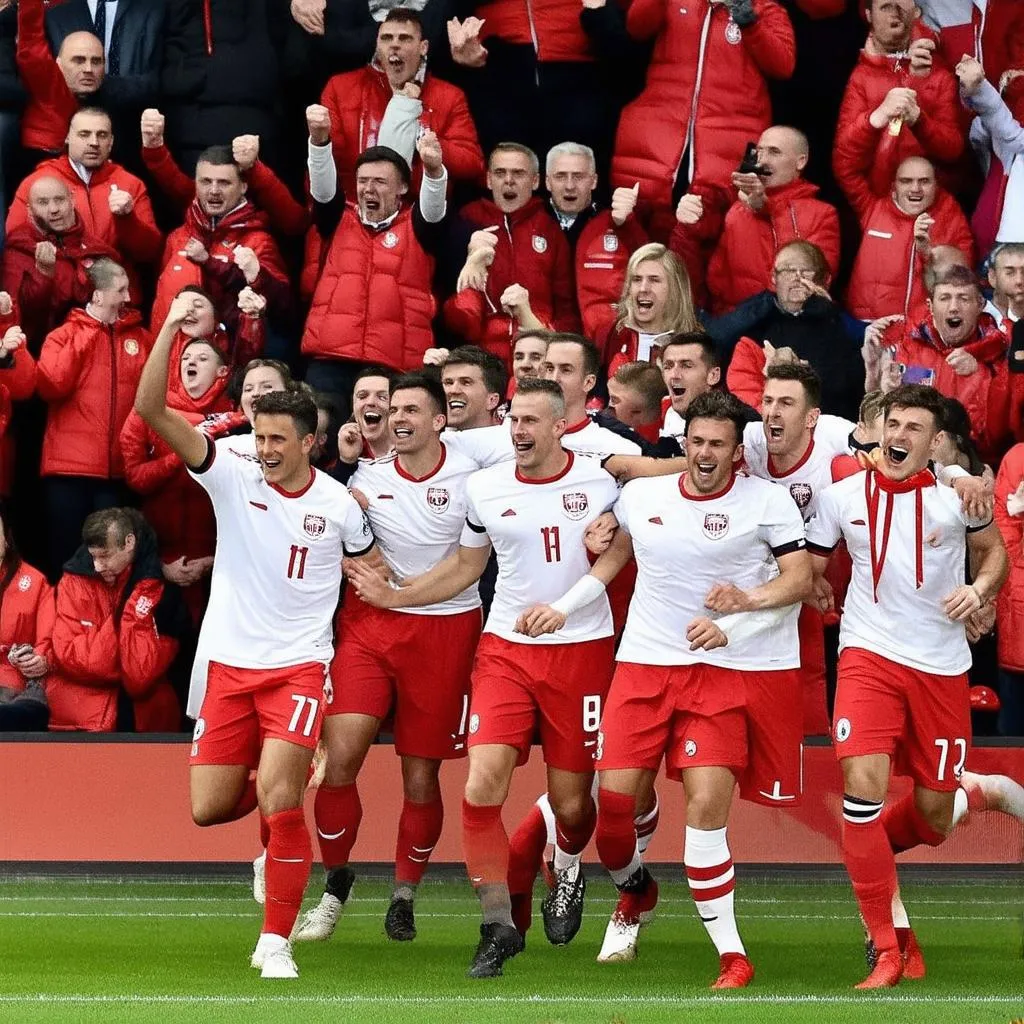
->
xmin=0 ymin=874 xmax=1021 ymax=1024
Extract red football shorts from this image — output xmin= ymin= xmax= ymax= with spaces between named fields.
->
xmin=190 ymin=660 xmax=330 ymax=768
xmin=833 ymin=647 xmax=971 ymax=792
xmin=738 ymin=665 xmax=804 ymax=807
xmin=467 ymin=633 xmax=615 ymax=773
xmin=329 ymin=604 xmax=481 ymax=760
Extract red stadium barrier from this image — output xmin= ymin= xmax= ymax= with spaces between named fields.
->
xmin=1 ymin=741 xmax=1021 ymax=865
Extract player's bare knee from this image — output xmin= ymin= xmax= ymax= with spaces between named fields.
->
xmin=685 ymin=793 xmax=728 ymax=831
xmin=549 ymin=789 xmax=591 ymax=829
xmin=402 ymin=757 xmax=441 ymax=803
xmin=322 ymin=758 xmax=361 ymax=788
xmin=465 ymin=763 xmax=510 ymax=806
xmin=190 ymin=797 xmax=232 ymax=828
xmin=841 ymin=757 xmax=888 ymax=803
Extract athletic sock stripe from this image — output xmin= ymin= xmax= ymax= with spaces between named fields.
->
xmin=690 ymin=878 xmax=735 ymax=902
xmin=687 ymin=866 xmax=735 ymax=891
xmin=684 ymin=859 xmax=733 ymax=882
xmin=843 ymin=794 xmax=883 ymax=824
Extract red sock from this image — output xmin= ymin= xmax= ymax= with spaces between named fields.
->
xmin=843 ymin=810 xmax=898 ymax=952
xmin=507 ymin=804 xmax=548 ymax=935
xmin=881 ymin=793 xmax=946 ymax=854
xmin=262 ymin=808 xmax=312 ymax=938
xmin=313 ymin=783 xmax=361 ymax=869
xmin=596 ymin=788 xmax=640 ymax=877
xmin=462 ymin=799 xmax=508 ymax=887
xmin=394 ymin=797 xmax=444 ymax=887
xmin=555 ymin=797 xmax=596 ymax=856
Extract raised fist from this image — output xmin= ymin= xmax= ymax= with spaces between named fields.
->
xmin=337 ymin=422 xmax=364 ymax=464
xmin=0 ymin=326 xmax=25 ymax=356
xmin=34 ymin=241 xmax=57 ymax=274
xmin=184 ymin=238 xmax=209 ymax=264
xmin=233 ymin=245 xmax=260 ymax=283
xmin=237 ymin=286 xmax=267 ymax=317
xmin=306 ymin=104 xmax=332 ymax=146
xmin=913 ymin=212 xmax=934 ymax=246
xmin=232 ymin=134 xmax=260 ymax=172
xmin=610 ymin=183 xmax=639 ymax=226
xmin=140 ymin=108 xmax=165 ymax=148
xmin=500 ymin=283 xmax=530 ymax=318
xmin=416 ymin=129 xmax=443 ymax=175
xmin=108 ymin=184 xmax=134 ymax=216
xmin=0 ymin=292 xmax=13 ymax=317
xmin=908 ymin=37 xmax=935 ymax=76
xmin=955 ymin=54 xmax=986 ymax=96
xmin=675 ymin=193 xmax=704 ymax=225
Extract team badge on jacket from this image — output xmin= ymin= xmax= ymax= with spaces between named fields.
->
xmin=17 ymin=574 xmax=31 ymax=592
xmin=123 ymin=338 xmax=139 ymax=356
xmin=532 ymin=235 xmax=548 ymax=254
xmin=603 ymin=233 xmax=619 ymax=253
xmin=382 ymin=231 xmax=399 ymax=249
xmin=426 ymin=486 xmax=450 ymax=514
xmin=562 ymin=492 xmax=589 ymax=520
xmin=303 ymin=514 xmax=327 ymax=539
xmin=725 ymin=19 xmax=742 ymax=43
xmin=703 ymin=513 xmax=729 ymax=539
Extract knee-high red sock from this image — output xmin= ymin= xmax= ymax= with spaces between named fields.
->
xmin=262 ymin=808 xmax=312 ymax=939
xmin=843 ymin=795 xmax=898 ymax=952
xmin=313 ymin=783 xmax=361 ymax=869
xmin=554 ymin=797 xmax=596 ymax=858
xmin=596 ymin=788 xmax=641 ymax=886
xmin=507 ymin=803 xmax=548 ymax=935
xmin=394 ymin=797 xmax=444 ymax=887
xmin=881 ymin=793 xmax=947 ymax=854
xmin=462 ymin=799 xmax=509 ymax=886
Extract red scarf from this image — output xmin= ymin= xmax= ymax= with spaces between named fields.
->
xmin=865 ymin=467 xmax=935 ymax=602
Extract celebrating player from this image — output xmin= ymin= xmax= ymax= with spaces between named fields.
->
xmin=134 ymin=293 xmax=383 ymax=980
xmin=805 ymin=384 xmax=1008 ymax=989
xmin=294 ymin=373 xmax=482 ymax=944
xmin=346 ymin=377 xmax=620 ymax=978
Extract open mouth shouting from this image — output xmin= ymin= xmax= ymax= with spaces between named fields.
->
xmin=694 ymin=457 xmax=718 ymax=484
xmin=886 ymin=444 xmax=909 ymax=466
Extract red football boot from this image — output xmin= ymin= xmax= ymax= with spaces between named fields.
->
xmin=711 ymin=952 xmax=755 ymax=989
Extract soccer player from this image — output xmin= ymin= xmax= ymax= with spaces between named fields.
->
xmin=293 ymin=373 xmax=481 ymax=944
xmin=134 ymin=293 xmax=383 ymax=980
xmin=805 ymin=384 xmax=1008 ymax=989
xmin=521 ymin=389 xmax=812 ymax=985
xmin=658 ymin=333 xmax=723 ymax=450
xmin=346 ymin=377 xmax=620 ymax=978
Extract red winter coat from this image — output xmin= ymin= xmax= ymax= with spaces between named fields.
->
xmin=599 ymin=322 xmax=676 ymax=377
xmin=36 ymin=308 xmax=152 ymax=479
xmin=846 ymin=190 xmax=974 ymax=321
xmin=884 ymin=313 xmax=1010 ymax=462
xmin=611 ymin=0 xmax=795 ymax=223
xmin=0 ymin=344 xmax=37 ymax=495
xmin=151 ymin=200 xmax=291 ymax=336
xmin=475 ymin=0 xmax=596 ymax=62
xmin=0 ymin=220 xmax=119 ymax=350
xmin=445 ymin=197 xmax=578 ymax=366
xmin=302 ymin=205 xmax=436 ymax=370
xmin=833 ymin=50 xmax=964 ymax=206
xmin=320 ymin=64 xmax=484 ymax=197
xmin=50 ymin=558 xmax=180 ymax=733
xmin=574 ymin=211 xmax=647 ymax=342
xmin=0 ymin=562 xmax=55 ymax=695
xmin=705 ymin=178 xmax=840 ymax=314
xmin=8 ymin=158 xmax=163 ymax=272
xmin=994 ymin=442 xmax=1024 ymax=671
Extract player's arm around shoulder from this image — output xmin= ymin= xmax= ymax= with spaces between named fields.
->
xmin=945 ymin=518 xmax=1010 ymax=623
xmin=602 ymin=452 xmax=687 ymax=484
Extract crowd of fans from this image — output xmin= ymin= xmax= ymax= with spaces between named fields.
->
xmin=0 ymin=0 xmax=1021 ymax=737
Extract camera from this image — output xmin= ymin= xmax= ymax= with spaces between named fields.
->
xmin=737 ymin=141 xmax=768 ymax=177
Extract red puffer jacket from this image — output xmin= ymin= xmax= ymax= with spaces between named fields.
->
xmin=36 ymin=308 xmax=152 ymax=479
xmin=574 ymin=212 xmax=647 ymax=342
xmin=705 ymin=178 xmax=840 ymax=314
xmin=151 ymin=201 xmax=291 ymax=335
xmin=994 ymin=442 xmax=1024 ymax=672
xmin=321 ymin=65 xmax=484 ymax=197
xmin=0 ymin=562 xmax=56 ymax=695
xmin=474 ymin=0 xmax=596 ymax=62
xmin=833 ymin=50 xmax=964 ymax=205
xmin=15 ymin=0 xmax=78 ymax=153
xmin=0 ymin=344 xmax=36 ymax=495
xmin=302 ymin=205 xmax=436 ymax=371
xmin=846 ymin=189 xmax=974 ymax=321
xmin=611 ymin=0 xmax=795 ymax=223
xmin=884 ymin=313 xmax=1010 ymax=463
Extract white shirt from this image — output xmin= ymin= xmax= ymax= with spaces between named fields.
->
xmin=983 ymin=298 xmax=1019 ymax=335
xmin=460 ymin=450 xmax=619 ymax=644
xmin=350 ymin=444 xmax=481 ymax=616
xmin=659 ymin=406 xmax=686 ymax=447
xmin=742 ymin=415 xmax=855 ymax=522
xmin=614 ymin=472 xmax=805 ymax=669
xmin=805 ymin=470 xmax=986 ymax=675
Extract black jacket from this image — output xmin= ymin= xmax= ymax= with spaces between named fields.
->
xmin=0 ymin=6 xmax=25 ymax=113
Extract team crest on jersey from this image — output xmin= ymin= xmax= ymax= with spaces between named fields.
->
xmin=135 ymin=595 xmax=153 ymax=617
xmin=532 ymin=235 xmax=548 ymax=254
xmin=703 ymin=513 xmax=729 ymax=539
xmin=561 ymin=491 xmax=590 ymax=521
xmin=17 ymin=574 xmax=31 ymax=592
xmin=725 ymin=18 xmax=742 ymax=43
xmin=602 ymin=233 xmax=619 ymax=253
xmin=303 ymin=514 xmax=327 ymax=539
xmin=426 ymin=486 xmax=450 ymax=514
xmin=123 ymin=338 xmax=139 ymax=356
xmin=685 ymin=739 xmax=697 ymax=757
xmin=789 ymin=482 xmax=813 ymax=511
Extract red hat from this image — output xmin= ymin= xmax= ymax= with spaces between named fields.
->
xmin=969 ymin=685 xmax=1001 ymax=711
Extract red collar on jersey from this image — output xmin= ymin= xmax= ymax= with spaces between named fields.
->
xmin=516 ymin=448 xmax=574 ymax=484
xmin=865 ymin=467 xmax=934 ymax=601
xmin=269 ymin=467 xmax=316 ymax=499
xmin=394 ymin=443 xmax=447 ymax=482
xmin=563 ymin=417 xmax=591 ymax=435
xmin=767 ymin=437 xmax=815 ymax=479
xmin=677 ymin=470 xmax=737 ymax=501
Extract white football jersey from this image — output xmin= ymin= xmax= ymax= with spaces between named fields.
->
xmin=660 ymin=406 xmax=686 ymax=446
xmin=350 ymin=444 xmax=480 ymax=616
xmin=805 ymin=470 xmax=985 ymax=675
xmin=185 ymin=436 xmax=373 ymax=715
xmin=460 ymin=450 xmax=619 ymax=644
xmin=615 ymin=472 xmax=805 ymax=669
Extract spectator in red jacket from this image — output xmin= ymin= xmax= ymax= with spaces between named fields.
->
xmin=607 ymin=360 xmax=667 ymax=442
xmin=1 ymin=175 xmax=119 ymax=352
xmin=680 ymin=126 xmax=840 ymax=314
xmin=871 ymin=264 xmax=1010 ymax=462
xmin=0 ymin=504 xmax=54 ymax=732
xmin=8 ymin=109 xmax=162 ymax=296
xmin=36 ymin=257 xmax=151 ymax=577
xmin=993 ymin=437 xmax=1024 ymax=734
xmin=846 ymin=155 xmax=974 ymax=321
xmin=320 ymin=8 xmax=484 ymax=197
xmin=149 ymin=145 xmax=292 ymax=338
xmin=546 ymin=142 xmax=647 ymax=343
xmin=986 ymin=243 xmax=1024 ymax=335
xmin=833 ymin=0 xmax=964 ymax=205
xmin=0 ymin=315 xmax=37 ymax=496
xmin=50 ymin=507 xmax=184 ymax=733
xmin=446 ymin=143 xmax=578 ymax=368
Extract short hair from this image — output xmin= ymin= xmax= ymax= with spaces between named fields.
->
xmin=661 ymin=331 xmax=719 ymax=369
xmin=353 ymin=366 xmax=398 ymax=392
xmin=990 ymin=242 xmax=1024 ymax=269
xmin=612 ymin=361 xmax=668 ymax=419
xmin=879 ymin=384 xmax=945 ymax=431
xmin=774 ymin=240 xmax=829 ymax=284
xmin=356 ymin=145 xmax=411 ymax=187
xmin=765 ymin=362 xmax=822 ymax=409
xmin=70 ymin=106 xmax=112 ymax=128
xmin=858 ymin=389 xmax=885 ymax=424
xmin=930 ymin=263 xmax=981 ymax=296
xmin=82 ymin=507 xmax=142 ymax=549
xmin=442 ymin=345 xmax=509 ymax=400
xmin=228 ymin=357 xmax=293 ymax=407
xmin=545 ymin=332 xmax=601 ymax=380
xmin=545 ymin=142 xmax=596 ymax=176
xmin=391 ymin=371 xmax=447 ymax=416
xmin=684 ymin=390 xmax=748 ymax=445
xmin=382 ymin=7 xmax=424 ymax=31
xmin=513 ymin=376 xmax=565 ymax=417
xmin=770 ymin=124 xmax=809 ymax=156
xmin=181 ymin=337 xmax=226 ymax=364
xmin=86 ymin=257 xmax=126 ymax=291
xmin=196 ymin=145 xmax=238 ymax=171
xmin=176 ymin=284 xmax=215 ymax=305
xmin=939 ymin=396 xmax=985 ymax=475
xmin=514 ymin=328 xmax=553 ymax=350
xmin=251 ymin=388 xmax=319 ymax=438
xmin=489 ymin=142 xmax=539 ymax=176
